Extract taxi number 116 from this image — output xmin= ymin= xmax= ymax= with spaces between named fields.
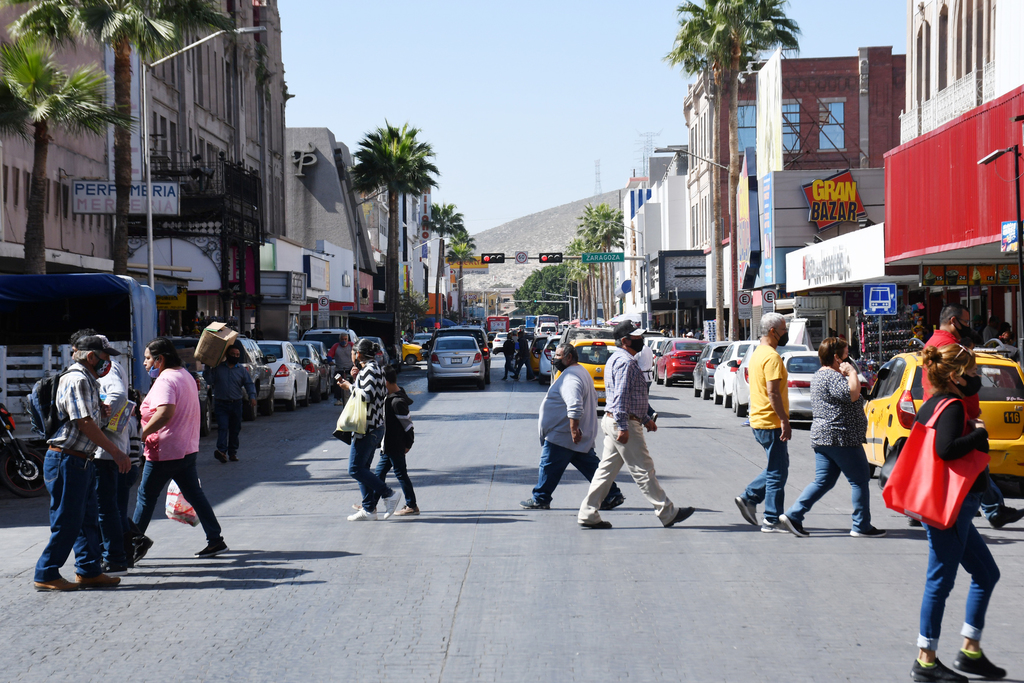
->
xmin=1004 ymin=411 xmax=1021 ymax=424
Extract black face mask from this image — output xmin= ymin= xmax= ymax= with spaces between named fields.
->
xmin=961 ymin=374 xmax=983 ymax=397
xmin=553 ymin=357 xmax=568 ymax=372
xmin=629 ymin=337 xmax=645 ymax=352
xmin=775 ymin=330 xmax=789 ymax=347
xmin=226 ymin=354 xmax=240 ymax=365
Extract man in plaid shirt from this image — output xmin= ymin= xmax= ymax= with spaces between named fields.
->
xmin=34 ymin=334 xmax=130 ymax=592
xmin=578 ymin=321 xmax=695 ymax=529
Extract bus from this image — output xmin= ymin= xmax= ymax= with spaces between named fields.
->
xmin=485 ymin=316 xmax=510 ymax=334
xmin=537 ymin=314 xmax=559 ymax=336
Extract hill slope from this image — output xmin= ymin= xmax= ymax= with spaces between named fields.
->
xmin=462 ymin=189 xmax=625 ymax=291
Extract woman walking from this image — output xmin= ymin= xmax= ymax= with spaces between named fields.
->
xmin=132 ymin=338 xmax=227 ymax=560
xmin=338 ymin=339 xmax=400 ymax=521
xmin=907 ymin=344 xmax=1004 ymax=682
xmin=779 ymin=337 xmax=884 ymax=538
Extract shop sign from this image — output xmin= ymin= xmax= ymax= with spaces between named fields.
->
xmin=303 ymin=254 xmax=329 ymax=291
xmin=801 ymin=170 xmax=866 ymax=231
xmin=785 ymin=224 xmax=884 ymax=291
xmin=72 ymin=180 xmax=179 ymax=215
xmin=922 ymin=264 xmax=1019 ymax=287
xmin=156 ymin=288 xmax=186 ymax=310
xmin=736 ymin=148 xmax=761 ymax=290
xmin=1001 ymin=221 xmax=1019 ymax=253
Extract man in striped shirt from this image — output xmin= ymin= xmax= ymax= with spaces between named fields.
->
xmin=578 ymin=321 xmax=695 ymax=529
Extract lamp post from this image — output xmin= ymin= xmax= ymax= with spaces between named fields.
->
xmin=141 ymin=27 xmax=266 ymax=290
xmin=978 ymin=137 xmax=1023 ymax=352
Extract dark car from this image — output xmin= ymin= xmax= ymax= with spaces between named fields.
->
xmin=692 ymin=341 xmax=731 ymax=400
xmin=167 ymin=336 xmax=214 ymax=436
xmin=358 ymin=336 xmax=398 ymax=373
xmin=423 ymin=326 xmax=491 ymax=384
xmin=292 ymin=341 xmax=331 ymax=402
xmin=238 ymin=337 xmax=275 ymax=418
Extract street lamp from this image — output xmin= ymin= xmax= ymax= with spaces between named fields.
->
xmin=141 ymin=26 xmax=266 ymax=289
xmin=978 ymin=138 xmax=1023 ymax=352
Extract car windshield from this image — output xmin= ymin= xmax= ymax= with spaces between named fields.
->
xmin=786 ymin=356 xmax=821 ymax=374
xmin=437 ymin=338 xmax=477 ymax=351
xmin=577 ymin=344 xmax=612 ymax=366
xmin=673 ymin=341 xmax=704 ymax=352
xmin=302 ymin=332 xmax=341 ymax=347
xmin=912 ymin=362 xmax=1024 ymax=402
xmin=258 ymin=343 xmax=283 ymax=357
xmin=292 ymin=343 xmax=316 ymax=358
xmin=710 ymin=346 xmax=728 ymax=363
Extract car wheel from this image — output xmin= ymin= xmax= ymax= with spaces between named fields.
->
xmin=243 ymin=387 xmax=258 ymax=421
xmin=694 ymin=379 xmax=701 ymax=398
xmin=299 ymin=382 xmax=311 ymax=407
xmin=427 ymin=379 xmax=438 ymax=392
xmin=260 ymin=391 xmax=275 ymax=416
xmin=736 ymin=401 xmax=747 ymax=418
xmin=713 ymin=388 xmax=722 ymax=405
xmin=311 ymin=381 xmax=322 ymax=403
xmin=477 ymin=377 xmax=486 ymax=390
xmin=656 ymin=369 xmax=664 ymax=385
xmin=285 ymin=386 xmax=297 ymax=412
xmin=724 ymin=393 xmax=732 ymax=409
xmin=199 ymin=401 xmax=212 ymax=437
xmin=703 ymin=383 xmax=712 ymax=400
xmin=405 ymin=354 xmax=418 ymax=365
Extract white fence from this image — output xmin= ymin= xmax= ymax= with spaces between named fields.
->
xmin=900 ymin=63 xmax=1001 ymax=145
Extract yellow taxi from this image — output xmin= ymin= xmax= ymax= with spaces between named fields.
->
xmin=402 ymin=341 xmax=423 ymax=364
xmin=863 ymin=351 xmax=1024 ymax=483
xmin=554 ymin=339 xmax=613 ymax=406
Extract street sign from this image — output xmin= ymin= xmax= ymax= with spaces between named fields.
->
xmin=317 ymin=295 xmax=330 ymax=326
xmin=581 ymin=252 xmax=625 ymax=264
xmin=761 ymin=287 xmax=776 ymax=313
xmin=514 ymin=251 xmax=528 ymax=264
xmin=863 ymin=283 xmax=897 ymax=315
xmin=738 ymin=291 xmax=753 ymax=320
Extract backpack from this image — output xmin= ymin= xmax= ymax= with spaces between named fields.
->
xmin=28 ymin=368 xmax=76 ymax=439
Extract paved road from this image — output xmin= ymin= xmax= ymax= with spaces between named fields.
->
xmin=1 ymin=359 xmax=1022 ymax=682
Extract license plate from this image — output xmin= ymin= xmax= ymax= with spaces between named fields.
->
xmin=597 ymin=391 xmax=605 ymax=398
xmin=450 ymin=358 xmax=462 ymax=365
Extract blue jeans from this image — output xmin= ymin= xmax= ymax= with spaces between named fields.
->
xmin=214 ymin=399 xmax=243 ymax=455
xmin=375 ymin=448 xmax=416 ymax=508
xmin=348 ymin=425 xmax=390 ymax=512
xmin=784 ymin=445 xmax=872 ymax=532
xmin=742 ymin=428 xmax=789 ymax=523
xmin=918 ymin=493 xmax=1000 ymax=650
xmin=94 ymin=460 xmax=127 ymax=566
xmin=119 ymin=464 xmax=139 ymax=534
xmin=132 ymin=453 xmax=223 ymax=544
xmin=980 ymin=478 xmax=1005 ymax=519
xmin=34 ymin=451 xmax=104 ymax=582
xmin=532 ymin=440 xmax=623 ymax=506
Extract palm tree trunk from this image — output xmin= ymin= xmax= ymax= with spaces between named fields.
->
xmin=458 ymin=261 xmax=464 ymax=320
xmin=728 ymin=61 xmax=741 ymax=342
xmin=434 ymin=237 xmax=445 ymax=318
xmin=24 ymin=121 xmax=50 ymax=275
xmin=711 ymin=73 xmax=725 ymax=342
xmin=387 ymin=189 xmax=401 ymax=349
xmin=111 ymin=39 xmax=132 ymax=275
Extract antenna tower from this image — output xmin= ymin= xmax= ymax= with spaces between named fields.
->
xmin=634 ymin=131 xmax=661 ymax=177
xmin=594 ymin=160 xmax=602 ymax=196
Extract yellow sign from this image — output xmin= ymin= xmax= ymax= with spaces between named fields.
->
xmin=156 ymin=289 xmax=187 ymax=310
xmin=448 ymin=257 xmax=490 ymax=271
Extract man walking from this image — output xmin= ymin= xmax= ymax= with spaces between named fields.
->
xmin=502 ymin=334 xmax=516 ymax=380
xmin=203 ymin=344 xmax=256 ymax=463
xmin=34 ymin=335 xmax=130 ymax=591
xmin=578 ymin=321 xmax=694 ymax=529
xmin=515 ymin=328 xmax=534 ymax=381
xmin=735 ymin=312 xmax=792 ymax=533
xmin=521 ymin=343 xmax=625 ymax=510
xmin=330 ymin=332 xmax=354 ymax=405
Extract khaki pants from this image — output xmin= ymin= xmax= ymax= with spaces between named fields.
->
xmin=578 ymin=415 xmax=678 ymax=526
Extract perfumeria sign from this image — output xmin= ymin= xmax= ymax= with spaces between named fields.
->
xmin=801 ymin=170 xmax=866 ymax=231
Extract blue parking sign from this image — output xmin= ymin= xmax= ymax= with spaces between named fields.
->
xmin=863 ymin=283 xmax=897 ymax=316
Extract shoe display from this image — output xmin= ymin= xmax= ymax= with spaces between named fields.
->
xmin=988 ymin=506 xmax=1024 ymax=529
xmin=779 ymin=514 xmax=809 ymax=537
xmin=520 ymin=498 xmax=550 ymax=510
xmin=735 ymin=497 xmax=759 ymax=526
xmin=228 ymin=453 xmax=239 ymax=462
xmin=600 ymin=494 xmax=626 ymax=510
xmin=952 ymin=649 xmax=1006 ymax=679
xmin=33 ymin=577 xmax=80 ymax=592
xmin=850 ymin=527 xmax=887 ymax=538
xmin=214 ymin=450 xmax=228 ymax=463
xmin=133 ymin=535 xmax=154 ymax=564
xmin=101 ymin=562 xmax=129 ymax=577
xmin=195 ymin=539 xmax=228 ymax=558
xmin=381 ymin=490 xmax=401 ymax=519
xmin=394 ymin=505 xmax=420 ymax=516
xmin=760 ymin=520 xmax=787 ymax=533
xmin=74 ymin=573 xmax=120 ymax=589
xmin=665 ymin=506 xmax=695 ymax=527
xmin=579 ymin=520 xmax=612 ymax=529
xmin=911 ymin=658 xmax=968 ymax=682
xmin=348 ymin=508 xmax=378 ymax=521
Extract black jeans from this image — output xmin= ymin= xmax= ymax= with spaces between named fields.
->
xmin=375 ymin=449 xmax=416 ymax=508
xmin=94 ymin=460 xmax=128 ymax=566
xmin=133 ymin=453 xmax=223 ymax=544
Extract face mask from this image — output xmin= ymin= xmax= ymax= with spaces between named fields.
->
xmin=951 ymin=318 xmax=966 ymax=337
xmin=226 ymin=355 xmax=240 ymax=365
xmin=776 ymin=331 xmax=790 ymax=347
xmin=553 ymin=357 xmax=568 ymax=372
xmin=961 ymin=374 xmax=982 ymax=397
xmin=148 ymin=366 xmax=160 ymax=379
xmin=94 ymin=358 xmax=112 ymax=378
xmin=629 ymin=338 xmax=645 ymax=352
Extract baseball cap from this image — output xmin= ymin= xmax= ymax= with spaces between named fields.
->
xmin=76 ymin=334 xmax=121 ymax=356
xmin=612 ymin=320 xmax=646 ymax=339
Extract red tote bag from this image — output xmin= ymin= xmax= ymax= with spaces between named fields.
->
xmin=883 ymin=397 xmax=990 ymax=530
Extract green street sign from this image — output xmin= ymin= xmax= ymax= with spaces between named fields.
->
xmin=581 ymin=252 xmax=625 ymax=264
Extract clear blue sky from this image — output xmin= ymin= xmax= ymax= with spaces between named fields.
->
xmin=280 ymin=0 xmax=906 ymax=234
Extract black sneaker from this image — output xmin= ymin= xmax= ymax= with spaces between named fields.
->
xmin=520 ymin=498 xmax=550 ymax=510
xmin=988 ymin=505 xmax=1024 ymax=529
xmin=579 ymin=520 xmax=612 ymax=529
xmin=101 ymin=562 xmax=129 ymax=577
xmin=600 ymin=493 xmax=626 ymax=511
xmin=133 ymin=535 xmax=154 ymax=564
xmin=779 ymin=514 xmax=810 ymax=537
xmin=664 ymin=506 xmax=695 ymax=527
xmin=911 ymin=658 xmax=968 ymax=682
xmin=851 ymin=527 xmax=887 ymax=538
xmin=195 ymin=539 xmax=228 ymax=558
xmin=953 ymin=649 xmax=1006 ymax=679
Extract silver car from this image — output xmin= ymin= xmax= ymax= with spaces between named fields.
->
xmin=427 ymin=336 xmax=486 ymax=391
xmin=781 ymin=351 xmax=822 ymax=420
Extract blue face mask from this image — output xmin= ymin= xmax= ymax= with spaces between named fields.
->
xmin=149 ymin=366 xmax=160 ymax=379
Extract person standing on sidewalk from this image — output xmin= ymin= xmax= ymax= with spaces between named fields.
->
xmin=521 ymin=343 xmax=624 ymax=511
xmin=577 ymin=321 xmax=694 ymax=530
xmin=34 ymin=335 xmax=130 ymax=591
xmin=330 ymin=332 xmax=354 ymax=406
xmin=735 ymin=312 xmax=792 ymax=533
xmin=203 ymin=344 xmax=256 ymax=463
xmin=374 ymin=365 xmax=419 ymax=516
xmin=778 ymin=337 xmax=885 ymax=539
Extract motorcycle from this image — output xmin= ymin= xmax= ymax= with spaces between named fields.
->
xmin=0 ymin=403 xmax=46 ymax=497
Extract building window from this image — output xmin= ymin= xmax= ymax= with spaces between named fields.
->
xmin=938 ymin=6 xmax=948 ymax=90
xmin=819 ymin=102 xmax=844 ymax=150
xmin=737 ymin=104 xmax=756 ymax=152
xmin=12 ymin=168 xmax=19 ymax=207
xmin=2 ymin=165 xmax=6 ymax=204
xmin=782 ymin=103 xmax=800 ymax=152
xmin=197 ymin=45 xmax=204 ymax=106
xmin=62 ymin=184 xmax=69 ymax=218
xmin=170 ymin=121 xmax=177 ymax=153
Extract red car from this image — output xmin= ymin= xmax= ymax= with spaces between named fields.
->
xmin=655 ymin=339 xmax=707 ymax=387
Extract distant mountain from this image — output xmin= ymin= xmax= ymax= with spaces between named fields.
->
xmin=462 ymin=189 xmax=626 ymax=291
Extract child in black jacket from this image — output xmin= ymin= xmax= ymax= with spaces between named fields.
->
xmin=375 ymin=365 xmax=418 ymax=515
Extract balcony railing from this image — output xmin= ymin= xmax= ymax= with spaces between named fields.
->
xmin=983 ymin=61 xmax=996 ymax=103
xmin=900 ymin=62 xmax=997 ymax=144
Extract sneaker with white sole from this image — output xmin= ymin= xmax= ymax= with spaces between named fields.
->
xmin=735 ymin=497 xmax=759 ymax=526
xmin=195 ymin=539 xmax=228 ymax=558
xmin=779 ymin=514 xmax=809 ymax=537
xmin=347 ymin=508 xmax=378 ymax=521
xmin=380 ymin=490 xmax=401 ymax=519
xmin=760 ymin=519 xmax=787 ymax=533
xmin=850 ymin=527 xmax=887 ymax=538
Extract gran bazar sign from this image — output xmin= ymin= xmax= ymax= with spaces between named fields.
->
xmin=801 ymin=170 xmax=866 ymax=231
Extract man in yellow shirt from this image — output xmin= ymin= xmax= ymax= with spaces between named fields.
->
xmin=735 ymin=312 xmax=792 ymax=533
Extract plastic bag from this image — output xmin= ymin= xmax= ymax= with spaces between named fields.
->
xmin=336 ymin=390 xmax=367 ymax=435
xmin=165 ymin=481 xmax=200 ymax=527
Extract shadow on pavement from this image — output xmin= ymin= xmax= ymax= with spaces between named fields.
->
xmin=410 ymin=516 xmax=526 ymax=524
xmin=415 ymin=412 xmax=539 ymax=422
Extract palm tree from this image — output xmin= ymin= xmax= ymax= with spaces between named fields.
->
xmin=351 ymin=122 xmax=439 ymax=345
xmin=667 ymin=0 xmax=798 ymax=340
xmin=565 ymin=237 xmax=593 ymax=322
xmin=446 ymin=240 xmax=474 ymax=321
xmin=578 ymin=203 xmax=623 ymax=321
xmin=5 ymin=0 xmax=235 ymax=275
xmin=0 ymin=40 xmax=128 ymax=274
xmin=427 ymin=202 xmax=464 ymax=318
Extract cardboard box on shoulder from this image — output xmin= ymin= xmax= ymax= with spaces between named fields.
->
xmin=194 ymin=322 xmax=238 ymax=367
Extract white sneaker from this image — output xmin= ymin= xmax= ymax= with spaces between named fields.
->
xmin=347 ymin=508 xmax=378 ymax=521
xmin=381 ymin=490 xmax=401 ymax=519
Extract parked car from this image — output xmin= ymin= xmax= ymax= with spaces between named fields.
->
xmin=412 ymin=332 xmax=433 ymax=346
xmin=291 ymin=341 xmax=331 ymax=402
xmin=712 ymin=342 xmax=755 ymax=408
xmin=537 ymin=336 xmax=559 ymax=385
xmin=731 ymin=344 xmax=811 ymax=417
xmin=166 ymin=336 xmax=214 ymax=434
xmin=655 ymin=339 xmax=707 ymax=387
xmin=693 ymin=341 xmax=731 ymax=401
xmin=238 ymin=337 xmax=276 ymax=418
xmin=357 ymin=335 xmax=394 ymax=371
xmin=427 ymin=336 xmax=487 ymax=391
xmin=779 ymin=352 xmax=822 ymax=420
xmin=529 ymin=335 xmax=548 ymax=377
xmin=558 ymin=326 xmax=614 ymax=347
xmin=257 ymin=341 xmax=311 ymax=411
xmin=557 ymin=339 xmax=614 ymax=407
xmin=492 ymin=332 xmax=508 ymax=353
xmin=300 ymin=328 xmax=359 ymax=363
xmin=424 ymin=326 xmax=491 ymax=383
xmin=402 ymin=341 xmax=423 ymax=364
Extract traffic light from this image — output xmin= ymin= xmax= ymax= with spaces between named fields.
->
xmin=539 ymin=252 xmax=563 ymax=264
xmin=481 ymin=253 xmax=506 ymax=264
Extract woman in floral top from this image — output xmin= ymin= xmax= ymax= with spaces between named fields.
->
xmin=778 ymin=338 xmax=886 ymax=538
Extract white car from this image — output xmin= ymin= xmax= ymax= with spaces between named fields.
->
xmin=257 ymin=341 xmax=311 ymax=412
xmin=781 ymin=351 xmax=822 ymax=419
xmin=712 ymin=341 xmax=755 ymax=409
xmin=537 ymin=336 xmax=559 ymax=385
xmin=732 ymin=344 xmax=812 ymax=417
xmin=493 ymin=332 xmax=508 ymax=352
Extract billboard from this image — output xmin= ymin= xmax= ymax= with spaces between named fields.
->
xmin=72 ymin=180 xmax=180 ymax=215
xmin=756 ymin=48 xmax=783 ymax=176
xmin=801 ymin=170 xmax=867 ymax=230
xmin=735 ymin=148 xmax=761 ymax=289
